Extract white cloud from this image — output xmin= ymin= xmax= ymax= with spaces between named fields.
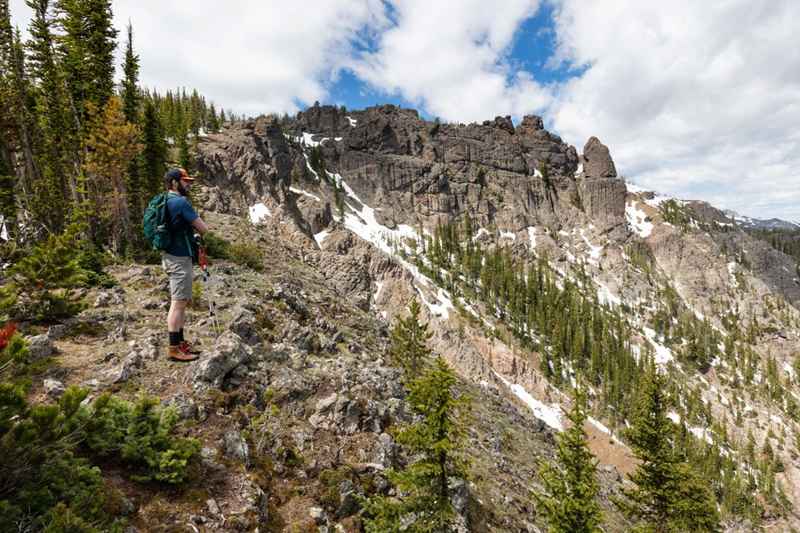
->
xmin=350 ymin=0 xmax=552 ymax=122
xmin=548 ymin=0 xmax=800 ymax=220
xmin=10 ymin=0 xmax=387 ymax=116
xmin=8 ymin=0 xmax=800 ymax=219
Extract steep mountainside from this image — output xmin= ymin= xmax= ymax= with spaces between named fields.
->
xmin=191 ymin=103 xmax=800 ymax=530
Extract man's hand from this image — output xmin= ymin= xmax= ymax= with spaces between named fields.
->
xmin=191 ymin=217 xmax=208 ymax=234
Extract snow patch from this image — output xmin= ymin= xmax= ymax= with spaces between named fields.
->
xmin=499 ymin=230 xmax=516 ymax=242
xmin=493 ymin=371 xmax=562 ymax=431
xmin=527 ymin=227 xmax=537 ymax=249
xmin=597 ymin=281 xmax=621 ymax=307
xmin=314 ymin=230 xmax=331 ymax=246
xmin=784 ymin=361 xmax=796 ymax=379
xmin=588 ymin=416 xmax=610 ymax=434
xmin=626 ymin=201 xmax=653 ymax=238
xmin=303 ymin=153 xmax=320 ymax=180
xmin=727 ymin=261 xmax=739 ymax=288
xmin=290 ymin=187 xmax=321 ymax=202
xmin=574 ymin=163 xmax=583 ymax=176
xmin=688 ymin=426 xmax=714 ymax=445
xmin=346 ymin=116 xmax=357 ymax=127
xmin=473 ymin=227 xmax=490 ymax=242
xmin=417 ymin=286 xmax=454 ymax=319
xmin=643 ymin=327 xmax=674 ymax=365
xmin=580 ymin=229 xmax=603 ymax=265
xmin=248 ymin=203 xmax=271 ymax=224
xmin=373 ymin=280 xmax=384 ymax=301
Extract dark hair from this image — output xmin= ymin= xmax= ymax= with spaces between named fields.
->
xmin=164 ymin=168 xmax=183 ymax=190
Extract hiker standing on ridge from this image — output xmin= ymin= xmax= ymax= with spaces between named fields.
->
xmin=162 ymin=168 xmax=208 ymax=361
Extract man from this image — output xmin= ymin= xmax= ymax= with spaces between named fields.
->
xmin=162 ymin=167 xmax=208 ymax=361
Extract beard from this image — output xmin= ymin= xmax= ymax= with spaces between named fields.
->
xmin=177 ymin=182 xmax=189 ymax=196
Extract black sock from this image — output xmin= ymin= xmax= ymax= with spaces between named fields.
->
xmin=169 ymin=331 xmax=181 ymax=346
xmin=179 ymin=328 xmax=185 ymax=342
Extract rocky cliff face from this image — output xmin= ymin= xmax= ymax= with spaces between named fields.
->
xmin=163 ymin=103 xmax=800 ymax=531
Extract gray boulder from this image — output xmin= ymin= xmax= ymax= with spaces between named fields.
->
xmin=228 ymin=305 xmax=261 ymax=346
xmin=47 ymin=324 xmax=68 ymax=340
xmin=26 ymin=334 xmax=54 ymax=360
xmin=193 ymin=331 xmax=252 ymax=388
xmin=223 ymin=430 xmax=250 ymax=465
xmin=43 ymin=378 xmax=65 ymax=398
xmin=106 ymin=351 xmax=144 ymax=384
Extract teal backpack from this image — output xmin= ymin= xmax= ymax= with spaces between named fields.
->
xmin=143 ymin=193 xmax=171 ymax=250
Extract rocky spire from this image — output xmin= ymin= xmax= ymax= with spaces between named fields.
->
xmin=582 ymin=136 xmax=617 ymax=179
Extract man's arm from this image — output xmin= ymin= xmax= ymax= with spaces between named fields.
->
xmin=191 ymin=217 xmax=208 ymax=234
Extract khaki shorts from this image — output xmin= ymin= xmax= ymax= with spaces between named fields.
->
xmin=162 ymin=253 xmax=193 ymax=301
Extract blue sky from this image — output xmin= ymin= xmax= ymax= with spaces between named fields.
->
xmin=9 ymin=0 xmax=800 ymax=221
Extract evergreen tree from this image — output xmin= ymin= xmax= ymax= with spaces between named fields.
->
xmin=139 ymin=99 xmax=166 ymax=199
xmin=0 ymin=222 xmax=87 ymax=321
xmin=177 ymin=122 xmax=191 ymax=171
xmin=25 ymin=0 xmax=72 ymax=230
xmin=535 ymin=387 xmax=603 ymax=533
xmin=390 ymin=298 xmax=433 ymax=379
xmin=615 ymin=364 xmax=720 ymax=532
xmin=56 ymin=0 xmax=118 ymax=121
xmin=207 ymin=102 xmax=220 ymax=133
xmin=120 ymin=21 xmax=139 ymax=124
xmin=363 ymin=356 xmax=470 ymax=532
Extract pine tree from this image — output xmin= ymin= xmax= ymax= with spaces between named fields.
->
xmin=120 ymin=22 xmax=139 ymax=124
xmin=390 ymin=298 xmax=433 ymax=379
xmin=82 ymin=96 xmax=141 ymax=251
xmin=25 ymin=0 xmax=73 ymax=230
xmin=177 ymin=122 xmax=191 ymax=171
xmin=207 ymin=102 xmax=219 ymax=133
xmin=535 ymin=387 xmax=603 ymax=533
xmin=0 ymin=222 xmax=87 ymax=321
xmin=363 ymin=356 xmax=470 ymax=532
xmin=1 ymin=23 xmax=40 ymax=206
xmin=615 ymin=364 xmax=720 ymax=532
xmin=139 ymin=99 xmax=166 ymax=200
xmin=56 ymin=0 xmax=117 ymax=121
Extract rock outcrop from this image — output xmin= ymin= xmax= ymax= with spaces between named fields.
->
xmin=582 ymin=136 xmax=617 ymax=178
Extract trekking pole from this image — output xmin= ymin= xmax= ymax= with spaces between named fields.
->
xmin=198 ymin=245 xmax=222 ymax=336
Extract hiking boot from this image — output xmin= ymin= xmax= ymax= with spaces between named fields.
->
xmin=179 ymin=341 xmax=202 ymax=355
xmin=168 ymin=344 xmax=198 ymax=362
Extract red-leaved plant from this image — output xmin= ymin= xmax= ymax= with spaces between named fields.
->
xmin=0 ymin=322 xmax=17 ymax=351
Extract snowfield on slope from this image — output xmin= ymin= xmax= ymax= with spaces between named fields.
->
xmin=626 ymin=201 xmax=653 ymax=238
xmin=493 ymin=371 xmax=563 ymax=431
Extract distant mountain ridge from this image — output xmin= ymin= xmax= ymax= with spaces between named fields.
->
xmin=723 ymin=209 xmax=800 ymax=231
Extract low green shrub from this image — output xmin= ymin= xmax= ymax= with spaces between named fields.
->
xmin=203 ymin=231 xmax=231 ymax=259
xmin=76 ymin=246 xmax=117 ymax=288
xmin=0 ymin=223 xmax=87 ymax=322
xmin=0 ymin=331 xmax=199 ymax=531
xmin=85 ymin=394 xmax=201 ymax=484
xmin=230 ymin=242 xmax=264 ymax=271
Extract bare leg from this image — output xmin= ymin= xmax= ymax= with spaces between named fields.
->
xmin=167 ymin=299 xmax=189 ymax=333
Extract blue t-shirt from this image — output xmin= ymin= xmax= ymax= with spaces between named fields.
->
xmin=165 ymin=192 xmax=198 ymax=257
